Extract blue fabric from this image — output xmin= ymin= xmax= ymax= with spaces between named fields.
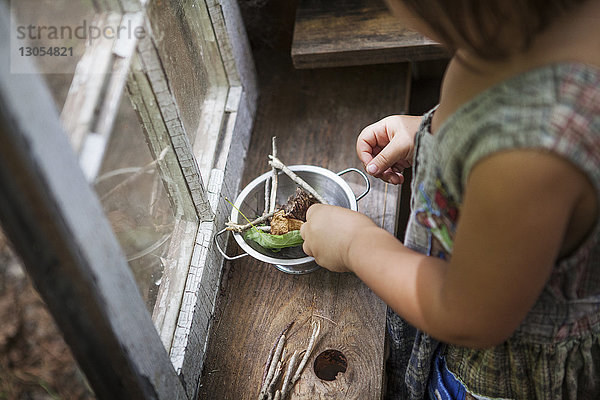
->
xmin=428 ymin=354 xmax=467 ymax=400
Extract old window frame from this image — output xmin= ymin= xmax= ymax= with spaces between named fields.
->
xmin=0 ymin=0 xmax=256 ymax=398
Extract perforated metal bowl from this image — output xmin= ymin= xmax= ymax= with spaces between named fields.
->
xmin=215 ymin=165 xmax=369 ymax=274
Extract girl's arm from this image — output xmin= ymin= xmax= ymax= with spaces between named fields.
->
xmin=301 ymin=150 xmax=596 ymax=348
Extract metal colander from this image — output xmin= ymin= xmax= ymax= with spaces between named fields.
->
xmin=215 ymin=165 xmax=369 ymax=274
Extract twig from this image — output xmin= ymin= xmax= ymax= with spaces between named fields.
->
xmin=267 ymin=349 xmax=286 ymax=396
xmin=269 ymin=137 xmax=279 ymax=214
xmin=312 ymin=313 xmax=337 ymax=326
xmin=280 ymin=351 xmax=299 ymax=397
xmin=291 ymin=321 xmax=321 ymax=385
xmin=227 ymin=211 xmax=276 ymax=233
xmin=263 ymin=176 xmax=271 ymax=216
xmin=259 ymin=322 xmax=294 ymax=400
xmin=287 ymin=314 xmax=313 ymax=339
xmin=268 ymin=156 xmax=328 ymax=204
xmin=259 ymin=335 xmax=286 ymax=399
xmin=261 ymin=336 xmax=277 ymax=389
xmin=258 ymin=320 xmax=322 ymax=400
xmin=226 ymin=222 xmax=271 ymax=232
xmin=276 ymin=321 xmax=322 ymax=399
xmin=381 ymin=182 xmax=389 ymax=228
xmin=261 ymin=322 xmax=294 ymax=387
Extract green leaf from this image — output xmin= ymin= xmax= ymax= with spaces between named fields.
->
xmin=243 ymin=229 xmax=304 ymax=250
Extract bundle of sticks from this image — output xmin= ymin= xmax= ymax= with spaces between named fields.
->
xmin=226 ymin=137 xmax=327 ymax=235
xmin=258 ymin=320 xmax=321 ymax=400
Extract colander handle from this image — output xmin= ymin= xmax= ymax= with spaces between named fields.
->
xmin=214 ymin=228 xmax=249 ymax=261
xmin=337 ymin=168 xmax=370 ymax=201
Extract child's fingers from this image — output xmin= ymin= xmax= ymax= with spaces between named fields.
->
xmin=364 ymin=140 xmax=402 ymax=175
xmin=381 ymin=169 xmax=404 ymax=185
xmin=356 ymin=118 xmax=394 ymax=165
xmin=300 ymin=213 xmax=313 ymax=256
xmin=357 ymin=115 xmax=415 ymax=181
xmin=356 ymin=133 xmax=384 ymax=166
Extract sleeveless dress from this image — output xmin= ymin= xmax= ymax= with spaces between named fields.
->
xmin=386 ymin=63 xmax=600 ymax=400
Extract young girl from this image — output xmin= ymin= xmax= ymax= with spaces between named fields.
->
xmin=300 ymin=0 xmax=600 ymax=399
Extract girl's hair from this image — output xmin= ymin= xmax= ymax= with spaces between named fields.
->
xmin=399 ymin=0 xmax=590 ymax=59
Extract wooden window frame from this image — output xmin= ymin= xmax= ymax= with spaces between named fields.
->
xmin=0 ymin=0 xmax=256 ymax=398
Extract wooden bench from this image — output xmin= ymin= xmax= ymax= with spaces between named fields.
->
xmin=197 ymin=48 xmax=410 ymax=397
xmin=292 ymin=0 xmax=447 ymax=69
xmin=197 ymin=1 xmax=447 ymax=397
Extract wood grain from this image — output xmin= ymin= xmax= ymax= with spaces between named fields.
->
xmin=198 ymin=53 xmax=410 ymax=399
xmin=292 ymin=0 xmax=447 ymax=69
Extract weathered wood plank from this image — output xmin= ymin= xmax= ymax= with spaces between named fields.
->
xmin=60 ymin=12 xmax=120 ymax=152
xmin=61 ymin=11 xmax=143 ymax=181
xmin=146 ymin=0 xmax=229 ymax=183
xmin=127 ymin=54 xmax=198 ymax=222
xmin=198 ymin=54 xmax=410 ymax=398
xmin=0 ymin=4 xmax=186 ymax=399
xmin=92 ymin=0 xmax=144 ymax=13
xmin=136 ymin=32 xmax=213 ymax=220
xmin=127 ymin=53 xmax=204 ymax=353
xmin=170 ymin=90 xmax=255 ymax=400
xmin=158 ymin=1 xmax=258 ymax=396
xmin=292 ymin=0 xmax=447 ymax=69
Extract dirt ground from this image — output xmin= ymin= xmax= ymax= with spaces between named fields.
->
xmin=0 ymin=231 xmax=95 ymax=400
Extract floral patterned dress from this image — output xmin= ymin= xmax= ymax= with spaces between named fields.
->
xmin=386 ymin=63 xmax=600 ymax=400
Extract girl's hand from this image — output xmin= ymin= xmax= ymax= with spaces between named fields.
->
xmin=300 ymin=204 xmax=376 ymax=272
xmin=356 ymin=115 xmax=422 ymax=184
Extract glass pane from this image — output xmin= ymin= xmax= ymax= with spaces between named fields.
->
xmin=9 ymin=0 xmax=95 ymax=108
xmin=94 ymin=93 xmax=179 ymax=312
xmin=146 ymin=0 xmax=229 ymax=180
xmin=147 ymin=0 xmax=226 ymax=145
xmin=0 ymin=228 xmax=95 ymax=399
